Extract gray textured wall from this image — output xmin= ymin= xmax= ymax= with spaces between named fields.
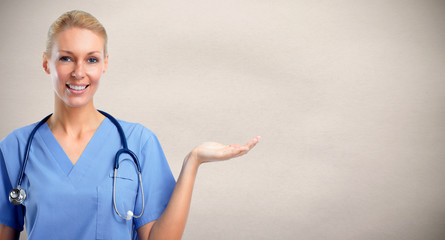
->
xmin=0 ymin=0 xmax=444 ymax=239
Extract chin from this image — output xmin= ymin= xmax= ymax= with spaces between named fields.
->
xmin=63 ymin=97 xmax=94 ymax=108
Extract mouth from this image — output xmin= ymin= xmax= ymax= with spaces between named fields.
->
xmin=66 ymin=84 xmax=89 ymax=91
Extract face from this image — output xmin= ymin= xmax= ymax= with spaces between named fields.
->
xmin=43 ymin=27 xmax=108 ymax=108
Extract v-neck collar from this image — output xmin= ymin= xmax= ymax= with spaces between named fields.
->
xmin=38 ymin=117 xmax=112 ymax=180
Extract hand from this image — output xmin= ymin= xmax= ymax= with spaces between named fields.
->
xmin=191 ymin=136 xmax=261 ymax=164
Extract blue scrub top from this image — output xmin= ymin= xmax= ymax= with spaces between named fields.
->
xmin=0 ymin=118 xmax=176 ymax=239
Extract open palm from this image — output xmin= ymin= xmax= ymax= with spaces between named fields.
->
xmin=194 ymin=136 xmax=261 ymax=164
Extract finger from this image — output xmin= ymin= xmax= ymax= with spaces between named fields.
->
xmin=232 ymin=144 xmax=253 ymax=157
xmin=234 ymin=150 xmax=248 ymax=158
xmin=234 ymin=143 xmax=255 ymax=157
xmin=217 ymin=146 xmax=244 ymax=160
xmin=219 ymin=137 xmax=261 ymax=160
xmin=238 ymin=136 xmax=261 ymax=156
xmin=228 ymin=144 xmax=243 ymax=148
xmin=244 ymin=136 xmax=261 ymax=150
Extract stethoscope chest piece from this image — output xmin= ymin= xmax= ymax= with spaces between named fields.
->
xmin=9 ymin=188 xmax=26 ymax=205
xmin=9 ymin=110 xmax=145 ymax=219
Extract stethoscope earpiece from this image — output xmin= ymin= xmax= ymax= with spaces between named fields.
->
xmin=9 ymin=188 xmax=26 ymax=205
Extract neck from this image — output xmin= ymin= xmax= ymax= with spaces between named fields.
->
xmin=49 ymin=97 xmax=105 ymax=135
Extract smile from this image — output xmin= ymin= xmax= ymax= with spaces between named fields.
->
xmin=66 ymin=84 xmax=89 ymax=91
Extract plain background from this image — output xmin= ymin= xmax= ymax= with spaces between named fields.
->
xmin=1 ymin=0 xmax=444 ymax=239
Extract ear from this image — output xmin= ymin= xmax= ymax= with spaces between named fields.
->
xmin=103 ymin=54 xmax=109 ymax=73
xmin=42 ymin=53 xmax=51 ymax=74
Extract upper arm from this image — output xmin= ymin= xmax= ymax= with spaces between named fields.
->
xmin=0 ymin=148 xmax=24 ymax=231
xmin=132 ymin=132 xmax=175 ymax=229
xmin=0 ymin=224 xmax=20 ymax=240
xmin=137 ymin=220 xmax=156 ymax=240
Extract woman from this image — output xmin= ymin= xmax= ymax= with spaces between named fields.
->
xmin=0 ymin=10 xmax=260 ymax=239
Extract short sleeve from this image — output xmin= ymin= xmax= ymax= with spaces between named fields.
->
xmin=133 ymin=132 xmax=176 ymax=229
xmin=0 ymin=148 xmax=25 ymax=231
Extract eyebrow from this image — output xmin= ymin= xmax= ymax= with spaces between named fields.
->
xmin=59 ymin=50 xmax=102 ymax=55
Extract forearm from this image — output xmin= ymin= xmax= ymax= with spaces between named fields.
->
xmin=148 ymin=151 xmax=200 ymax=240
xmin=139 ymin=136 xmax=260 ymax=239
xmin=0 ymin=224 xmax=20 ymax=240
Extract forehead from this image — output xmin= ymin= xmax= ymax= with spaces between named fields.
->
xmin=53 ymin=27 xmax=105 ymax=54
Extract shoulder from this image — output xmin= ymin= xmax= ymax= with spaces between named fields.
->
xmin=0 ymin=122 xmax=40 ymax=153
xmin=114 ymin=119 xmax=159 ymax=148
xmin=112 ymin=119 xmax=167 ymax=166
xmin=0 ymin=122 xmax=41 ymax=180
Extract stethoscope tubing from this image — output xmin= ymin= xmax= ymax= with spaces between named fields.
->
xmin=98 ymin=110 xmax=142 ymax=172
xmin=11 ymin=110 xmax=145 ymax=220
xmin=16 ymin=114 xmax=52 ymax=187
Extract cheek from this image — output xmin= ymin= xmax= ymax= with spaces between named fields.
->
xmin=86 ymin=66 xmax=104 ymax=83
xmin=53 ymin=65 xmax=70 ymax=82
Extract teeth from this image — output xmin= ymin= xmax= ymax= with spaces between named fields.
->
xmin=67 ymin=84 xmax=87 ymax=91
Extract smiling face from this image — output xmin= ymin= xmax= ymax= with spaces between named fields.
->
xmin=43 ymin=27 xmax=108 ymax=109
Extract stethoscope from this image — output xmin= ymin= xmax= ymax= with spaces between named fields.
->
xmin=8 ymin=110 xmax=145 ymax=220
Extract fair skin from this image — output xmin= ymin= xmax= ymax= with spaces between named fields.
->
xmin=43 ymin=27 xmax=108 ymax=165
xmin=0 ymin=27 xmax=260 ymax=240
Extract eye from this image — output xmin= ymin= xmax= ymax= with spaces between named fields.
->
xmin=59 ymin=56 xmax=71 ymax=62
xmin=88 ymin=57 xmax=99 ymax=63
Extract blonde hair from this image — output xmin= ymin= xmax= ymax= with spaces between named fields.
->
xmin=45 ymin=10 xmax=107 ymax=57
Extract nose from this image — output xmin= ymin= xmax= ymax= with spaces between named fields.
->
xmin=72 ymin=62 xmax=86 ymax=79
